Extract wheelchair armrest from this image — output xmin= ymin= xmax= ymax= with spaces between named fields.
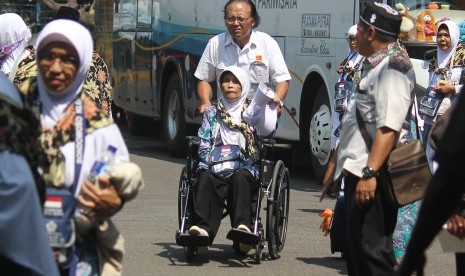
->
xmin=261 ymin=138 xmax=276 ymax=145
xmin=186 ymin=136 xmax=200 ymax=144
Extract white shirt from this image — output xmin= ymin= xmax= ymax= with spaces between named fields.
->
xmin=336 ymin=45 xmax=415 ymax=178
xmin=194 ymin=29 xmax=291 ymax=97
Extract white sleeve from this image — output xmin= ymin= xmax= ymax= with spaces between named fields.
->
xmin=266 ymin=36 xmax=291 ymax=85
xmin=194 ymin=38 xmax=218 ymax=82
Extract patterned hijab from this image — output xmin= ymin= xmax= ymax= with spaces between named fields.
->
xmin=36 ymin=19 xmax=93 ymax=129
xmin=0 ymin=13 xmax=32 ymax=75
xmin=437 ymin=20 xmax=460 ymax=69
xmin=217 ymin=66 xmax=250 ymax=146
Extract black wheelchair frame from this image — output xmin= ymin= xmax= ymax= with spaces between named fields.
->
xmin=175 ymin=136 xmax=290 ymax=263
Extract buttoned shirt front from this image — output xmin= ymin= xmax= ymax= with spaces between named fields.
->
xmin=194 ymin=29 xmax=291 ymax=98
xmin=336 ymin=43 xmax=415 ymax=178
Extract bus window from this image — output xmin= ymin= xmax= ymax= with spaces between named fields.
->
xmin=137 ymin=0 xmax=152 ymax=28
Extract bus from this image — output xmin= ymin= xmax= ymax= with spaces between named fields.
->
xmin=110 ymin=0 xmax=465 ymax=180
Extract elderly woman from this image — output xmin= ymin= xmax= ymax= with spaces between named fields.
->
xmin=19 ymin=19 xmax=143 ymax=275
xmin=422 ymin=20 xmax=464 ymax=171
xmin=0 ymin=13 xmax=32 ymax=76
xmin=189 ymin=66 xmax=267 ymax=254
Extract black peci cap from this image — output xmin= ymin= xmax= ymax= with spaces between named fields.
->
xmin=53 ymin=6 xmax=80 ymax=22
xmin=360 ymin=2 xmax=402 ymax=37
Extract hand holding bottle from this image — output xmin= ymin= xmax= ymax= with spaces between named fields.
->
xmin=78 ymin=145 xmax=117 ymax=215
xmin=77 ymin=177 xmax=122 ymax=217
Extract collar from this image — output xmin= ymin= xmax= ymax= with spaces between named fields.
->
xmin=224 ymin=29 xmax=257 ymax=49
xmin=365 ymin=42 xmax=398 ymax=68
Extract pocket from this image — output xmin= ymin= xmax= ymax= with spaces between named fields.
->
xmin=249 ymin=61 xmax=269 ymax=84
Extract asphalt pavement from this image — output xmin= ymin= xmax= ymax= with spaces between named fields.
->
xmin=112 ymin=127 xmax=456 ymax=276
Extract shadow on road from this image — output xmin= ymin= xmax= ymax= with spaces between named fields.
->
xmin=119 ymin=124 xmax=185 ymax=165
xmin=296 ymin=256 xmax=347 ymax=275
xmin=154 ymin=242 xmax=270 ymax=267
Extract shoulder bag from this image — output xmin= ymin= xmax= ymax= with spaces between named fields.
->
xmin=334 ymin=52 xmax=357 ymax=113
xmin=209 ymin=121 xmax=243 ymax=180
xmin=355 ymin=101 xmax=431 ymax=207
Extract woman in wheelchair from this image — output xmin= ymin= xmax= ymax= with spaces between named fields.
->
xmin=188 ymin=66 xmax=272 ymax=254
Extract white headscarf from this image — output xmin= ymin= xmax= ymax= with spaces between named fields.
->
xmin=217 ymin=66 xmax=250 ymax=146
xmin=437 ymin=20 xmax=460 ymax=69
xmin=347 ymin=24 xmax=357 ymax=37
xmin=36 ymin=19 xmax=93 ymax=129
xmin=0 ymin=13 xmax=32 ymax=75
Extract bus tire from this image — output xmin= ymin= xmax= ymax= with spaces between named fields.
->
xmin=304 ymin=85 xmax=332 ymax=181
xmin=126 ymin=111 xmax=149 ymax=136
xmin=163 ymin=73 xmax=186 ymax=157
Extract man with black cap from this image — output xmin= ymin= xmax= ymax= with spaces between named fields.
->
xmin=334 ymin=3 xmax=415 ymax=275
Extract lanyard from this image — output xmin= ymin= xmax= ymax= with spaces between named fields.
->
xmin=73 ymin=98 xmax=85 ymax=195
xmin=341 ymin=52 xmax=357 ymax=79
xmin=430 ymin=49 xmax=456 ymax=87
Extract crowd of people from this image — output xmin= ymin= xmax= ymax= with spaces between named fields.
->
xmin=319 ymin=2 xmax=465 ymax=276
xmin=0 ymin=6 xmax=144 ymax=276
xmin=1 ymin=0 xmax=465 ymax=275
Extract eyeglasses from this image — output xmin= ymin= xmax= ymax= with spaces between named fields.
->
xmin=346 ymin=36 xmax=356 ymax=42
xmin=38 ymin=52 xmax=78 ymax=68
xmin=225 ymin=16 xmax=251 ymax=24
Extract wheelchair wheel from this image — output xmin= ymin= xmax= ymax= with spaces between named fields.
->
xmin=178 ymin=166 xmax=188 ymax=230
xmin=266 ymin=160 xmax=290 ymax=260
xmin=184 ymin=246 xmax=195 ymax=262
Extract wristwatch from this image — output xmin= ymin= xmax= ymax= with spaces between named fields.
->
xmin=362 ymin=166 xmax=378 ymax=179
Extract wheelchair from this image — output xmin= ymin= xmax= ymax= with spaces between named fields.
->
xmin=175 ymin=136 xmax=290 ymax=263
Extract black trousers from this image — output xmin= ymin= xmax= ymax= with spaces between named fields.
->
xmin=344 ymin=173 xmax=398 ymax=276
xmin=192 ymin=169 xmax=258 ymax=242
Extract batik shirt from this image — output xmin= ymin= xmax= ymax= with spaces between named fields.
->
xmin=14 ymin=49 xmax=112 ymax=115
xmin=197 ymin=104 xmax=259 ymax=180
xmin=19 ymin=78 xmax=113 ymax=188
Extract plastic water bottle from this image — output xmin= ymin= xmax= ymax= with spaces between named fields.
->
xmin=78 ymin=145 xmax=117 ymax=214
xmin=87 ymin=145 xmax=117 ymax=186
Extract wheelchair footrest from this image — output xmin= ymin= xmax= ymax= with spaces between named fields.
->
xmin=226 ymin=229 xmax=260 ymax=246
xmin=179 ymin=233 xmax=210 ymax=247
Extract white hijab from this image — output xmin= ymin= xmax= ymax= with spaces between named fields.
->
xmin=217 ymin=66 xmax=250 ymax=146
xmin=346 ymin=24 xmax=363 ymax=68
xmin=36 ymin=19 xmax=93 ymax=129
xmin=437 ymin=20 xmax=460 ymax=69
xmin=0 ymin=13 xmax=32 ymax=75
